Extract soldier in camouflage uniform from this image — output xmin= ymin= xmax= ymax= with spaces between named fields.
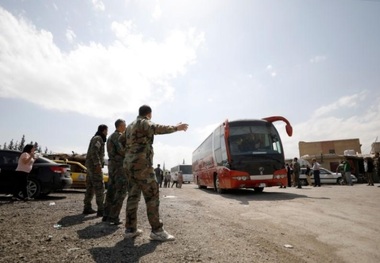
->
xmin=83 ymin=124 xmax=108 ymax=216
xmin=103 ymin=119 xmax=127 ymax=224
xmin=374 ymin=152 xmax=380 ymax=183
xmin=123 ymin=105 xmax=188 ymax=241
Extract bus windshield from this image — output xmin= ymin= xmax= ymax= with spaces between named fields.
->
xmin=228 ymin=123 xmax=283 ymax=156
xmin=179 ymin=165 xmax=192 ymax=174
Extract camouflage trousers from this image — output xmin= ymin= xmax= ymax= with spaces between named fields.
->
xmin=125 ymin=167 xmax=163 ymax=232
xmin=83 ymin=169 xmax=105 ymax=212
xmin=104 ymin=160 xmax=128 ymax=220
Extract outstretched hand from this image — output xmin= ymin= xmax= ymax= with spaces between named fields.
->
xmin=176 ymin=122 xmax=189 ymax=132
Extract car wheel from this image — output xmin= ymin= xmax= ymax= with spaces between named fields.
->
xmin=27 ymin=178 xmax=41 ymax=198
xmin=214 ymin=175 xmax=225 ymax=194
xmin=17 ymin=178 xmax=41 ymax=198
xmin=253 ymin=187 xmax=264 ymax=193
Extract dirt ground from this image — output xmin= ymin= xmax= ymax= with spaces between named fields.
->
xmin=0 ymin=183 xmax=379 ymax=263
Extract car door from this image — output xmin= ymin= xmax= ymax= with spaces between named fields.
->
xmin=320 ymin=168 xmax=335 ymax=184
xmin=0 ymin=151 xmax=18 ymax=192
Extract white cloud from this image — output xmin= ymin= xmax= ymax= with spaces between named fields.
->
xmin=153 ymin=141 xmax=193 ymax=168
xmin=310 ymin=55 xmax=327 ymax=63
xmin=313 ymin=91 xmax=367 ymax=118
xmin=92 ymin=0 xmax=105 ymax=11
xmin=281 ymin=92 xmax=380 ymax=158
xmin=65 ymin=28 xmax=76 ymax=44
xmin=152 ymin=0 xmax=162 ymax=20
xmin=265 ymin=64 xmax=277 ymax=77
xmin=0 ymin=8 xmax=204 ymax=118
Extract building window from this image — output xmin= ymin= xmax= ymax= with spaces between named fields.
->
xmin=329 ymin=149 xmax=335 ymax=154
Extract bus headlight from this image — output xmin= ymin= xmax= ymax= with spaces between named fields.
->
xmin=274 ymin=174 xmax=286 ymax=179
xmin=233 ymin=176 xmax=249 ymax=181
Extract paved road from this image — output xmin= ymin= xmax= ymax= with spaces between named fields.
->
xmin=1 ymin=183 xmax=378 ymax=263
xmin=183 ymin=183 xmax=380 ymax=262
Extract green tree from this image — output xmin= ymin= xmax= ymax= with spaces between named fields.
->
xmin=14 ymin=141 xmax=19 ymax=151
xmin=8 ymin=139 xmax=14 ymax=150
xmin=18 ymin=135 xmax=25 ymax=151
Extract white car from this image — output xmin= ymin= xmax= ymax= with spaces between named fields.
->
xmin=299 ymin=167 xmax=357 ymax=185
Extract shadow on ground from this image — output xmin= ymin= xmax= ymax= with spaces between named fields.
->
xmin=77 ymin=222 xmax=119 ymax=239
xmin=198 ymin=187 xmax=330 ymax=205
xmin=89 ymin=238 xmax=160 ymax=263
xmin=58 ymin=213 xmax=98 ymax=227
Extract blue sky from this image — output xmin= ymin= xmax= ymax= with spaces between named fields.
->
xmin=0 ymin=0 xmax=379 ymax=169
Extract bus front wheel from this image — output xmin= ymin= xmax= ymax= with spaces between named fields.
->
xmin=214 ymin=175 xmax=225 ymax=194
xmin=253 ymin=187 xmax=264 ymax=193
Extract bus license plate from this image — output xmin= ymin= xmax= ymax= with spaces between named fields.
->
xmin=259 ymin=183 xmax=266 ymax=187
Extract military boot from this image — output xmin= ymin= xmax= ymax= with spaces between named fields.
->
xmin=83 ymin=208 xmax=97 ymax=215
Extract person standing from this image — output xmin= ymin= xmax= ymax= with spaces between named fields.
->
xmin=13 ymin=144 xmax=37 ymax=201
xmin=312 ymin=158 xmax=321 ymax=187
xmin=365 ymin=157 xmax=374 ymax=186
xmin=171 ymin=172 xmax=178 ymax=188
xmin=374 ymin=152 xmax=380 ymax=184
xmin=103 ymin=119 xmax=127 ymax=224
xmin=83 ymin=124 xmax=108 ymax=216
xmin=293 ymin=158 xmax=302 ymax=189
xmin=305 ymin=164 xmax=312 ymax=186
xmin=343 ymin=158 xmax=353 ymax=186
xmin=163 ymin=171 xmax=171 ymax=188
xmin=285 ymin=163 xmax=291 ymax=188
xmin=336 ymin=161 xmax=346 ymax=185
xmin=290 ymin=163 xmax=295 ymax=187
xmin=177 ymin=171 xmax=183 ymax=188
xmin=154 ymin=164 xmax=164 ymax=188
xmin=123 ymin=105 xmax=188 ymax=241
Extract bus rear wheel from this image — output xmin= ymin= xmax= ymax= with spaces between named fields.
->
xmin=196 ymin=177 xmax=207 ymax=189
xmin=214 ymin=175 xmax=225 ymax=194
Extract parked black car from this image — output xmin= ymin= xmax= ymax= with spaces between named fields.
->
xmin=0 ymin=150 xmax=72 ymax=198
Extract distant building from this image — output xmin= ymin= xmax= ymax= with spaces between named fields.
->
xmin=371 ymin=142 xmax=380 ymax=154
xmin=298 ymin=138 xmax=362 ymax=172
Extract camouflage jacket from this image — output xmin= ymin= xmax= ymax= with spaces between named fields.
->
xmin=107 ymin=130 xmax=125 ymax=162
xmin=293 ymin=162 xmax=300 ymax=174
xmin=85 ymin=135 xmax=105 ymax=168
xmin=123 ymin=116 xmax=177 ymax=169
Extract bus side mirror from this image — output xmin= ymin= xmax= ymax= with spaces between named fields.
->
xmin=286 ymin=124 xmax=293 ymax=137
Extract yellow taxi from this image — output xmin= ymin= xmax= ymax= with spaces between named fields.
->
xmin=54 ymin=160 xmax=109 ymax=188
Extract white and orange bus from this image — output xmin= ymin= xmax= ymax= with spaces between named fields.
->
xmin=192 ymin=116 xmax=293 ymax=193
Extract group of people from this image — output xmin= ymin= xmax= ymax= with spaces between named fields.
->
xmin=153 ymin=165 xmax=184 ymax=188
xmin=284 ymin=153 xmax=380 ymax=188
xmin=283 ymin=157 xmax=322 ymax=188
xmin=83 ymin=105 xmax=188 ymax=242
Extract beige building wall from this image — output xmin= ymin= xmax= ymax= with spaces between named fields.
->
xmin=298 ymin=139 xmax=362 ymax=171
xmin=299 ymin=139 xmax=361 ymax=157
xmin=371 ymin=142 xmax=380 ymax=154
